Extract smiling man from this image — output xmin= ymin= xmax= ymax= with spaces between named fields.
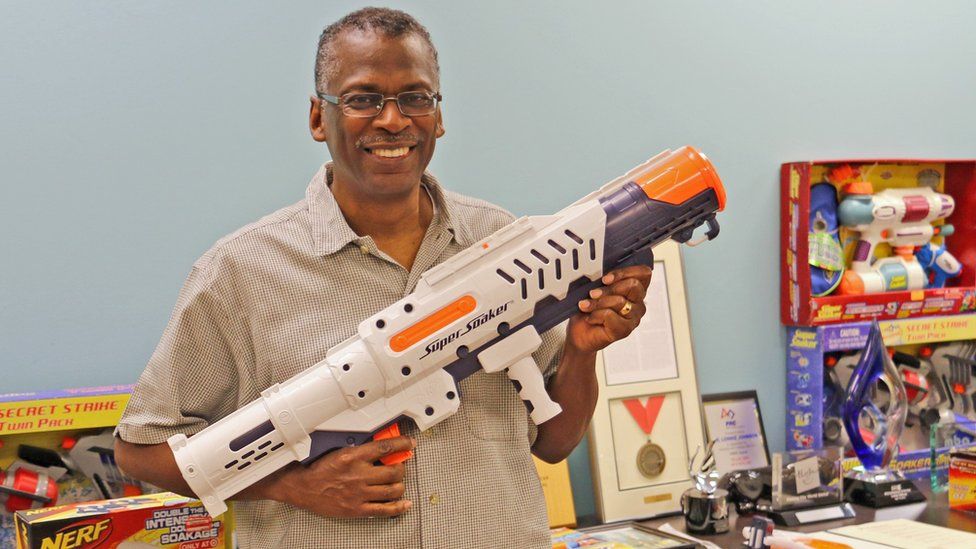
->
xmin=115 ymin=8 xmax=651 ymax=548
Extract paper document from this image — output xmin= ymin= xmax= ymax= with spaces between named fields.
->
xmin=602 ymin=261 xmax=677 ymax=385
xmin=829 ymin=518 xmax=976 ymax=548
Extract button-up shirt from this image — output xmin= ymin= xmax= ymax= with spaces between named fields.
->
xmin=117 ymin=164 xmax=565 ymax=548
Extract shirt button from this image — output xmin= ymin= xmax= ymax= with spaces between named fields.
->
xmin=360 ymin=245 xmax=369 ymax=255
xmin=428 ymin=493 xmax=440 ymax=505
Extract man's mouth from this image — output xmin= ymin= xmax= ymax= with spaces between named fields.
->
xmin=366 ymin=146 xmax=412 ymax=158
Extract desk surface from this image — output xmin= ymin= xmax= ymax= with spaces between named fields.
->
xmin=629 ymin=485 xmax=976 ymax=546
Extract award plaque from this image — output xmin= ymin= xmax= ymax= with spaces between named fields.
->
xmin=771 ymin=447 xmax=844 ymax=511
xmin=722 ymin=447 xmax=854 ymax=526
xmin=843 ymin=321 xmax=926 ymax=507
xmin=701 ymin=390 xmax=771 ymax=475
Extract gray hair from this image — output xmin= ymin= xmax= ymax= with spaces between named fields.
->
xmin=315 ymin=7 xmax=440 ymax=95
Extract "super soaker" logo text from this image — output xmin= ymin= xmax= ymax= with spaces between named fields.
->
xmin=419 ymin=301 xmax=512 ymax=359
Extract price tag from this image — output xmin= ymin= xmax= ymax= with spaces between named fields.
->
xmin=808 ymin=233 xmax=844 ymax=271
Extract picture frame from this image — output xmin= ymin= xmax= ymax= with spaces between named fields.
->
xmin=566 ymin=521 xmax=698 ymax=548
xmin=587 ymin=240 xmax=706 ymax=523
xmin=701 ymin=390 xmax=771 ymax=475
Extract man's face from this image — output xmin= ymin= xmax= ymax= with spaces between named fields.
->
xmin=311 ymin=29 xmax=444 ymax=199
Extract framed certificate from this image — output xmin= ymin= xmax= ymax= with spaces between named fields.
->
xmin=701 ymin=390 xmax=770 ymax=475
xmin=588 ymin=240 xmax=706 ymax=522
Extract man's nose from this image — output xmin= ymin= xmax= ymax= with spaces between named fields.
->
xmin=372 ymin=99 xmax=411 ymax=134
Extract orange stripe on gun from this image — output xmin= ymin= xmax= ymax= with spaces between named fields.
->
xmin=389 ymin=295 xmax=477 ymax=353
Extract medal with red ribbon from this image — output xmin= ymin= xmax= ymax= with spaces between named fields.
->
xmin=623 ymin=395 xmax=667 ymax=478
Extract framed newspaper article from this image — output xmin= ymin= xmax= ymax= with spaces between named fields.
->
xmin=587 ymin=240 xmax=706 ymax=522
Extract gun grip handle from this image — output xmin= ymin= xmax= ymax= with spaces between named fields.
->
xmin=507 ymin=356 xmax=562 ymax=424
xmin=373 ymin=423 xmax=414 ymax=465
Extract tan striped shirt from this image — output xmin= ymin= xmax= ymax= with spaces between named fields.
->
xmin=117 ymin=164 xmax=564 ymax=548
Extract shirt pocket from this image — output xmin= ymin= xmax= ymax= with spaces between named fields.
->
xmin=458 ymin=370 xmax=529 ymax=442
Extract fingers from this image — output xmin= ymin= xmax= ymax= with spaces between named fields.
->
xmin=584 ymin=304 xmax=645 ymax=332
xmin=362 ymin=481 xmax=406 ymax=502
xmin=579 ymin=267 xmax=651 ymax=313
xmin=604 ymin=274 xmax=650 ymax=304
xmin=602 ymin=265 xmax=652 ymax=289
xmin=361 ymin=499 xmax=413 ymax=517
xmin=580 ymin=293 xmax=628 ymax=316
xmin=579 ymin=290 xmax=646 ymax=319
xmin=356 ymin=435 xmax=415 ymax=462
xmin=364 ymin=462 xmax=406 ymax=485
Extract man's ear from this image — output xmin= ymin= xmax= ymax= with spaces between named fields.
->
xmin=309 ymin=95 xmax=328 ymax=142
xmin=435 ymin=107 xmax=445 ymax=138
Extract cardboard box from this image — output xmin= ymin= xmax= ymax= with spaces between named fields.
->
xmin=781 ymin=159 xmax=976 ymax=326
xmin=786 ymin=315 xmax=976 ymax=480
xmin=14 ymin=492 xmax=232 ymax=549
xmin=0 ymin=386 xmax=136 ymax=547
xmin=949 ymin=450 xmax=976 ymax=511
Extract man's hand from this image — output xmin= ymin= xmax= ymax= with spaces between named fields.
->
xmin=532 ymin=265 xmax=652 ymax=462
xmin=263 ymin=435 xmax=415 ymax=518
xmin=568 ymin=265 xmax=653 ymax=353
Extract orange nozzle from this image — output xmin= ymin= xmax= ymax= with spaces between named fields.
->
xmin=629 ymin=146 xmax=725 ymax=211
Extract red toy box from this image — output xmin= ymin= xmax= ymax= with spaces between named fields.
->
xmin=781 ymin=159 xmax=976 ymax=326
xmin=14 ymin=492 xmax=233 ymax=549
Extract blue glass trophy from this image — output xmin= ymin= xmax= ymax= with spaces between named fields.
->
xmin=842 ymin=321 xmax=925 ymax=507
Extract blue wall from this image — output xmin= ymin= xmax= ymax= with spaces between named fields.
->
xmin=3 ymin=1 xmax=975 ymax=519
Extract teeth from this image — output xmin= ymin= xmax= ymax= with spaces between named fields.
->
xmin=370 ymin=147 xmax=409 ymax=158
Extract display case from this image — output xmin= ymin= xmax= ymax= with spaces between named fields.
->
xmin=786 ymin=314 xmax=976 ymax=480
xmin=781 ymin=159 xmax=976 ymax=326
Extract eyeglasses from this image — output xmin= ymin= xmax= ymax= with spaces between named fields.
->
xmin=318 ymin=91 xmax=442 ymax=118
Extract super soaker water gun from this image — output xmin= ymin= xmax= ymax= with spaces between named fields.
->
xmin=836 ymin=177 xmax=959 ymax=294
xmin=168 ymin=146 xmax=726 ymax=516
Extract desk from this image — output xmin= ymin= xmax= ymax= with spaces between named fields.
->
xmin=627 ymin=486 xmax=976 ymax=546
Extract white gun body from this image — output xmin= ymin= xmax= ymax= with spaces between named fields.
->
xmin=167 ymin=147 xmax=726 ymax=516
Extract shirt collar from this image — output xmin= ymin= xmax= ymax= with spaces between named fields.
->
xmin=307 ymin=163 xmax=475 ymax=256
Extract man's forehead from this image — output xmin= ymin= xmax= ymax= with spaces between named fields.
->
xmin=332 ymin=29 xmax=434 ymax=66
xmin=329 ymin=29 xmax=438 ymax=91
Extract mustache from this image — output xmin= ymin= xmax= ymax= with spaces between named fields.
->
xmin=356 ymin=134 xmax=422 ymax=148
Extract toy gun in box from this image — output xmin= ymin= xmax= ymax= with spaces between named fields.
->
xmin=18 ymin=430 xmax=143 ymax=501
xmin=167 ymin=146 xmax=727 ymax=516
xmin=836 ymin=181 xmax=961 ymax=294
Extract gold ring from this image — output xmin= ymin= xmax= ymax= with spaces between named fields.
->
xmin=620 ymin=300 xmax=633 ymax=317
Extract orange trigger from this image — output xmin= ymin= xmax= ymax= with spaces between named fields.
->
xmin=374 ymin=423 xmax=414 ymax=465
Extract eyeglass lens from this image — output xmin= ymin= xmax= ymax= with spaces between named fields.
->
xmin=342 ymin=92 xmax=437 ymax=116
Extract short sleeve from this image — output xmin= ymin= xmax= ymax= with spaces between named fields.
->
xmin=116 ymin=263 xmax=252 ymax=445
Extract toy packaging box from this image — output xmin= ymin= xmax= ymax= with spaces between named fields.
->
xmin=14 ymin=492 xmax=232 ymax=549
xmin=949 ymin=449 xmax=976 ymax=511
xmin=0 ymin=386 xmax=144 ymax=547
xmin=781 ymin=159 xmax=976 ymax=326
xmin=786 ymin=314 xmax=976 ymax=480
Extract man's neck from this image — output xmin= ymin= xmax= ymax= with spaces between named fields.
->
xmin=329 ymin=175 xmax=434 ymax=270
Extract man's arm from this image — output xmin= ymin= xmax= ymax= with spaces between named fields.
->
xmin=115 ymin=436 xmax=415 ymax=518
xmin=532 ymin=265 xmax=652 ymax=463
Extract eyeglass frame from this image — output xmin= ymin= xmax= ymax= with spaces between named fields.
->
xmin=317 ymin=90 xmax=443 ymax=118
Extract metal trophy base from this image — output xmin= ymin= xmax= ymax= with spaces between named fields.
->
xmin=844 ymin=468 xmax=926 ymax=508
xmin=680 ymin=488 xmax=730 ymax=535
